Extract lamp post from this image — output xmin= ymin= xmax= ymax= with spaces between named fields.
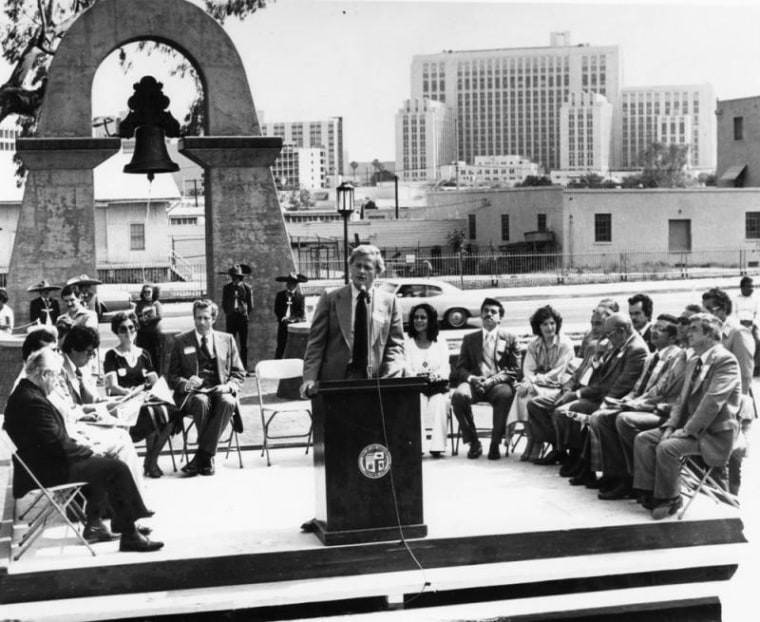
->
xmin=336 ymin=181 xmax=355 ymax=284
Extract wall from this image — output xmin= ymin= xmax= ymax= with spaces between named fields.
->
xmin=716 ymin=97 xmax=760 ymax=187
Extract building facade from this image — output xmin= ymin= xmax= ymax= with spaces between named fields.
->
xmin=271 ymin=144 xmax=326 ymax=190
xmin=457 ymin=155 xmax=540 ymax=187
xmin=395 ymin=98 xmax=455 ymax=181
xmin=620 ymin=84 xmax=716 ymax=171
xmin=409 ymin=33 xmax=622 ymax=171
xmin=559 ymin=91 xmax=613 ymax=172
xmin=261 ymin=116 xmax=343 ymax=182
xmin=716 ymin=96 xmax=760 ymax=187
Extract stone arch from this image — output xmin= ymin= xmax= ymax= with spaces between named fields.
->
xmin=8 ymin=0 xmax=292 ymax=368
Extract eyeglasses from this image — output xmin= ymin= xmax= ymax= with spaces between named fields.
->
xmin=84 ymin=348 xmax=97 ymax=359
xmin=118 ymin=324 xmax=136 ymax=334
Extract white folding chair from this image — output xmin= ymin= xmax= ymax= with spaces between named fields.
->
xmin=678 ymin=456 xmax=740 ymax=520
xmin=0 ymin=426 xmax=95 ymax=560
xmin=255 ymin=359 xmax=312 ymax=466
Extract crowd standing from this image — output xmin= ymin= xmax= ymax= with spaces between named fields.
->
xmin=1 ymin=258 xmax=756 ymax=560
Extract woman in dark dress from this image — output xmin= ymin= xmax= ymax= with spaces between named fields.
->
xmin=104 ymin=311 xmax=177 ymax=478
xmin=134 ymin=283 xmax=164 ymax=373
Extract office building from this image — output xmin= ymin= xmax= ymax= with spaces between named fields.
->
xmin=395 ymin=98 xmax=455 ymax=181
xmin=559 ymin=91 xmax=614 ymax=172
xmin=271 ymin=144 xmax=326 ymax=190
xmin=716 ymin=96 xmax=760 ymax=187
xmin=620 ymin=84 xmax=715 ymax=170
xmin=458 ymin=155 xmax=540 ymax=187
xmin=261 ymin=116 xmax=343 ymax=182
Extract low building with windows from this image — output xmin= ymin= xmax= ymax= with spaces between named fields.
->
xmin=457 ymin=155 xmax=540 ymax=187
xmin=716 ymin=96 xmax=760 ymax=188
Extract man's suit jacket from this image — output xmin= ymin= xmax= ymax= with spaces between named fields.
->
xmin=274 ymin=289 xmax=305 ymax=322
xmin=3 ymin=379 xmax=93 ymax=498
xmin=167 ymin=330 xmax=245 ymax=398
xmin=723 ymin=320 xmax=755 ymax=394
xmin=453 ymin=328 xmax=521 ymax=386
xmin=302 ymin=284 xmax=405 ymax=382
xmin=578 ymin=333 xmax=648 ymax=402
xmin=29 ymin=297 xmax=60 ymax=325
xmin=665 ymin=344 xmax=740 ymax=466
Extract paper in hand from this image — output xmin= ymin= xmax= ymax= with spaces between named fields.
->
xmin=149 ymin=376 xmax=175 ymax=404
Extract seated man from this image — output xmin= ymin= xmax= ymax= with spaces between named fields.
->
xmin=589 ymin=314 xmax=685 ymax=499
xmin=633 ymin=313 xmax=741 ymax=519
xmin=3 ymin=349 xmax=162 ymax=551
xmin=552 ymin=313 xmax=648 ymax=484
xmin=168 ymin=299 xmax=245 ymax=477
xmin=451 ymin=298 xmax=521 ymax=459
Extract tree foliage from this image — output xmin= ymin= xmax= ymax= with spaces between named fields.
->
xmin=567 ymin=173 xmax=618 ymax=189
xmin=622 ymin=141 xmax=690 ymax=188
xmin=514 ymin=175 xmax=553 ymax=187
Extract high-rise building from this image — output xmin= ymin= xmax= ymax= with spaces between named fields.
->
xmin=620 ymin=85 xmax=716 ymax=170
xmin=395 ymin=98 xmax=455 ymax=181
xmin=0 ymin=116 xmax=20 ymax=152
xmin=261 ymin=116 xmax=343 ymax=184
xmin=559 ymin=91 xmax=614 ymax=172
xmin=409 ymin=33 xmax=622 ymax=171
xmin=271 ymin=144 xmax=326 ymax=190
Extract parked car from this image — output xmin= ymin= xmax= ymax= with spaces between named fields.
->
xmin=376 ymin=278 xmax=484 ymax=329
xmin=96 ymin=286 xmax=134 ymax=322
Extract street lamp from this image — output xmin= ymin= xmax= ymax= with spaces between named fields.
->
xmin=336 ymin=181 xmax=355 ymax=284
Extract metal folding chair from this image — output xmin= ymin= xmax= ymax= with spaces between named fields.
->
xmin=255 ymin=358 xmax=312 ymax=466
xmin=180 ymin=408 xmax=243 ymax=468
xmin=678 ymin=456 xmax=740 ymax=520
xmin=0 ymin=426 xmax=95 ymax=560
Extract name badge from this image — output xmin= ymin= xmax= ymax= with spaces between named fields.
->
xmin=117 ymin=368 xmax=127 ymax=377
xmin=183 ymin=346 xmax=196 ymax=355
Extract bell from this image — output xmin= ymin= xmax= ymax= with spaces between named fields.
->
xmin=123 ymin=125 xmax=179 ymax=181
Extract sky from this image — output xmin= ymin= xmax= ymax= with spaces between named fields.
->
xmin=4 ymin=0 xmax=760 ymax=162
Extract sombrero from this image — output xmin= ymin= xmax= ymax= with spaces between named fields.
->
xmin=217 ymin=263 xmax=252 ymax=277
xmin=275 ymin=272 xmax=309 ymax=283
xmin=66 ymin=274 xmax=102 ymax=287
xmin=27 ymin=279 xmax=62 ymax=293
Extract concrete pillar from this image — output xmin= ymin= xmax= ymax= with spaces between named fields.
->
xmin=6 ymin=138 xmax=120 ymax=311
xmin=179 ymin=136 xmax=294 ymax=367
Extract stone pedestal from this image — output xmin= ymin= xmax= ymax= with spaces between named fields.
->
xmin=0 ymin=337 xmax=24 ymax=413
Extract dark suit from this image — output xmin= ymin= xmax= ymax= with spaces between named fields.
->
xmin=222 ymin=281 xmax=253 ymax=370
xmin=634 ymin=344 xmax=741 ymax=499
xmin=274 ymin=289 xmax=306 ymax=359
xmin=302 ymin=284 xmax=404 ymax=382
xmin=3 ymin=379 xmax=150 ymax=528
xmin=167 ymin=330 xmax=245 ymax=455
xmin=451 ymin=328 xmax=521 ymax=448
xmin=29 ymin=297 xmax=60 ymax=325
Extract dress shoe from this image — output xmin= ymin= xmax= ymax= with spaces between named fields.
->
xmin=569 ymin=470 xmax=597 ymax=486
xmin=534 ymin=449 xmax=562 ymax=465
xmin=119 ymin=531 xmax=164 ymax=552
xmin=199 ymin=457 xmax=216 ymax=476
xmin=598 ymin=480 xmax=634 ymax=500
xmin=83 ymin=520 xmax=119 ymax=543
xmin=144 ymin=464 xmax=163 ymax=479
xmin=487 ymin=444 xmax=501 ymax=460
xmin=559 ymin=460 xmax=581 ymax=478
xmin=181 ymin=456 xmax=200 ymax=476
xmin=651 ymin=496 xmax=683 ymax=520
xmin=586 ymin=476 xmax=616 ymax=491
xmin=111 ymin=523 xmax=152 ymax=536
xmin=467 ymin=442 xmax=483 ymax=459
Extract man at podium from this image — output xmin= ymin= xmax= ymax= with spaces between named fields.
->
xmin=300 ymin=244 xmax=404 ymax=396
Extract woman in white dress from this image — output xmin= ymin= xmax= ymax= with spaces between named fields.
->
xmin=404 ymin=303 xmax=450 ymax=458
xmin=507 ymin=305 xmax=574 ymax=461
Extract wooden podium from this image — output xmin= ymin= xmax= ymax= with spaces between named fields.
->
xmin=310 ymin=377 xmax=428 ymax=545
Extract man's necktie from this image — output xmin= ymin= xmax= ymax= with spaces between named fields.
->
xmin=635 ymin=352 xmax=660 ymax=396
xmin=201 ymin=335 xmax=212 ymax=359
xmin=352 ymin=291 xmax=369 ymax=377
xmin=689 ymin=358 xmax=703 ymax=390
xmin=482 ymin=332 xmax=495 ymax=375
xmin=74 ymin=368 xmax=85 ymax=405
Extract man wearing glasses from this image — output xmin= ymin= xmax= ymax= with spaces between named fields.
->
xmin=59 ymin=325 xmax=117 ymax=413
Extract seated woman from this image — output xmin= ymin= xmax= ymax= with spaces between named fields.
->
xmin=104 ymin=311 xmax=178 ymax=478
xmin=508 ymin=305 xmax=574 ymax=461
xmin=404 ymin=303 xmax=450 ymax=458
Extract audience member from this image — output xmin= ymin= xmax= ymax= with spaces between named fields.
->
xmin=168 ymin=299 xmax=245 ymax=477
xmin=733 ymin=276 xmax=760 ymax=375
xmin=404 ymin=303 xmax=450 ymax=458
xmin=28 ymin=279 xmax=61 ymax=326
xmin=507 ymin=305 xmax=574 ymax=462
xmin=136 ymin=302 xmax=165 ymax=374
xmin=628 ymin=293 xmax=655 ymax=352
xmin=274 ymin=272 xmax=307 ymax=359
xmin=221 ymin=264 xmax=254 ymax=373
xmin=135 ymin=283 xmax=163 ymax=319
xmin=61 ymin=284 xmax=98 ymax=330
xmin=451 ymin=298 xmax=521 ymax=460
xmin=66 ymin=274 xmax=105 ymax=320
xmin=0 ymin=287 xmax=14 ymax=333
xmin=633 ymin=313 xmax=741 ymax=519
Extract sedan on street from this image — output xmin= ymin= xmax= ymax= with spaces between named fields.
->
xmin=376 ymin=278 xmax=484 ymax=329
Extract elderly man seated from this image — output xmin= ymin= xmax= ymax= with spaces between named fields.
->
xmin=3 ymin=349 xmax=163 ymax=551
xmin=633 ymin=313 xmax=741 ymax=519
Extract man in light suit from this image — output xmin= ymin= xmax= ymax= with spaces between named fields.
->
xmin=300 ymin=245 xmax=404 ymax=395
xmin=168 ymin=299 xmax=245 ymax=477
xmin=633 ymin=313 xmax=741 ymax=519
xmin=451 ymin=298 xmax=521 ymax=460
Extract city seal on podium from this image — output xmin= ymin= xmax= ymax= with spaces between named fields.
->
xmin=358 ymin=443 xmax=392 ymax=479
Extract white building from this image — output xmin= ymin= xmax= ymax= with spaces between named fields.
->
xmin=271 ymin=144 xmax=326 ymax=190
xmin=457 ymin=155 xmax=540 ymax=187
xmin=395 ymin=98 xmax=455 ymax=182
xmin=620 ymin=84 xmax=716 ymax=171
xmin=0 ymin=116 xmax=19 ymax=153
xmin=559 ymin=91 xmax=614 ymax=173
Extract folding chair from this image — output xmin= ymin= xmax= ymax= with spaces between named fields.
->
xmin=450 ymin=398 xmax=494 ymax=456
xmin=180 ymin=407 xmax=243 ymax=468
xmin=255 ymin=358 xmax=313 ymax=466
xmin=678 ymin=456 xmax=740 ymax=520
xmin=0 ymin=427 xmax=95 ymax=560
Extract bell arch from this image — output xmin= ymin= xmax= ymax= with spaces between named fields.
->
xmin=8 ymin=0 xmax=292 ymax=366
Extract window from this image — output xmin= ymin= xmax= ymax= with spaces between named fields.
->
xmin=501 ymin=214 xmax=510 ymax=241
xmin=734 ymin=117 xmax=744 ymax=141
xmin=537 ymin=213 xmax=547 ymax=231
xmin=130 ymin=223 xmax=145 ymax=250
xmin=746 ymin=212 xmax=760 ymax=239
xmin=594 ymin=214 xmax=612 ymax=242
xmin=468 ymin=214 xmax=477 ymax=240
xmin=424 ymin=285 xmax=444 ymax=298
xmin=398 ymin=284 xmax=426 ymax=298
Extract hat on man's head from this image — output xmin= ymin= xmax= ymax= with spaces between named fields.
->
xmin=220 ymin=263 xmax=252 ymax=277
xmin=66 ymin=274 xmax=102 ymax=287
xmin=275 ymin=272 xmax=308 ymax=284
xmin=28 ymin=279 xmax=62 ymax=293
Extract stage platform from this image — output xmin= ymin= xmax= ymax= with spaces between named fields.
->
xmin=0 ymin=435 xmax=752 ymax=621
